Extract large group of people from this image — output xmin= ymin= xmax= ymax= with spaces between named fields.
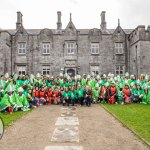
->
xmin=0 ymin=72 xmax=150 ymax=114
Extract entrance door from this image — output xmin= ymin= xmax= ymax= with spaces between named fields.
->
xmin=67 ymin=68 xmax=75 ymax=77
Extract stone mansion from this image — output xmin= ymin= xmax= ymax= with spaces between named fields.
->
xmin=0 ymin=11 xmax=150 ymax=77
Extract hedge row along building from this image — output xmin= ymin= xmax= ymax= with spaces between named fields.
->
xmin=0 ymin=11 xmax=150 ymax=77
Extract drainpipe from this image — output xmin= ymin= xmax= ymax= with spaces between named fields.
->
xmin=10 ymin=36 xmax=13 ymax=76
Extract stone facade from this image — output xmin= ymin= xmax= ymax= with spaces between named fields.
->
xmin=0 ymin=11 xmax=150 ymax=77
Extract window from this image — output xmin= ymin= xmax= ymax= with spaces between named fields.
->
xmin=115 ymin=66 xmax=124 ymax=76
xmin=17 ymin=66 xmax=26 ymax=75
xmin=18 ymin=43 xmax=26 ymax=54
xmin=90 ymin=66 xmax=99 ymax=75
xmin=91 ymin=43 xmax=99 ymax=54
xmin=42 ymin=43 xmax=50 ymax=54
xmin=115 ymin=43 xmax=123 ymax=54
xmin=42 ymin=66 xmax=50 ymax=75
xmin=67 ymin=43 xmax=75 ymax=54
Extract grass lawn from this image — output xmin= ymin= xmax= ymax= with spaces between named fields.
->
xmin=0 ymin=110 xmax=32 ymax=128
xmin=102 ymin=104 xmax=150 ymax=144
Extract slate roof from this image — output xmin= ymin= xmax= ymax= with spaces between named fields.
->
xmin=2 ymin=28 xmax=134 ymax=35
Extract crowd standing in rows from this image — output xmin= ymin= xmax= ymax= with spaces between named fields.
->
xmin=0 ymin=72 xmax=150 ymax=114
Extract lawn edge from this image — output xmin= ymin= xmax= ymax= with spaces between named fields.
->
xmin=2 ymin=109 xmax=33 ymax=129
xmin=100 ymin=104 xmax=150 ymax=148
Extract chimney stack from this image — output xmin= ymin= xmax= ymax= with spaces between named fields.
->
xmin=57 ymin=11 xmax=62 ymax=30
xmin=16 ymin=11 xmax=23 ymax=30
xmin=101 ymin=11 xmax=107 ymax=31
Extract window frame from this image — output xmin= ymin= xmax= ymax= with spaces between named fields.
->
xmin=66 ymin=42 xmax=75 ymax=54
xmin=18 ymin=43 xmax=26 ymax=55
xmin=91 ymin=43 xmax=99 ymax=55
xmin=115 ymin=66 xmax=124 ymax=76
xmin=42 ymin=43 xmax=51 ymax=55
xmin=42 ymin=66 xmax=50 ymax=75
xmin=115 ymin=43 xmax=124 ymax=54
xmin=90 ymin=65 xmax=99 ymax=75
xmin=17 ymin=66 xmax=26 ymax=75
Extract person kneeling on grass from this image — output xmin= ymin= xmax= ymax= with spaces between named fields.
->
xmin=142 ymin=84 xmax=150 ymax=104
xmin=133 ymin=84 xmax=144 ymax=103
xmin=0 ymin=85 xmax=16 ymax=113
xmin=15 ymin=87 xmax=30 ymax=111
xmin=122 ymin=84 xmax=132 ymax=104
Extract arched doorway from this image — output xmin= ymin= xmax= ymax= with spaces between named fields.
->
xmin=67 ymin=68 xmax=75 ymax=77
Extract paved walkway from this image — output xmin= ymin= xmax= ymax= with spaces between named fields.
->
xmin=0 ymin=105 xmax=149 ymax=150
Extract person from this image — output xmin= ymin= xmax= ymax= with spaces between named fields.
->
xmin=122 ymin=84 xmax=132 ymax=104
xmin=100 ymin=82 xmax=109 ymax=103
xmin=27 ymin=88 xmax=38 ymax=108
xmin=15 ymin=87 xmax=30 ymax=111
xmin=0 ymin=85 xmax=16 ymax=113
xmin=135 ymin=84 xmax=144 ymax=103
xmin=39 ymin=87 xmax=46 ymax=105
xmin=108 ymin=82 xmax=118 ymax=104
xmin=68 ymin=87 xmax=76 ymax=106
xmin=76 ymin=84 xmax=85 ymax=106
xmin=93 ymin=84 xmax=100 ymax=103
xmin=62 ymin=87 xmax=70 ymax=106
xmin=142 ymin=84 xmax=150 ymax=104
xmin=85 ymin=86 xmax=92 ymax=106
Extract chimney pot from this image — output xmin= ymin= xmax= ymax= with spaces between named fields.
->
xmin=57 ymin=11 xmax=62 ymax=30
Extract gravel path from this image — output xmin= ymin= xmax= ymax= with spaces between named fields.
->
xmin=0 ymin=105 xmax=149 ymax=150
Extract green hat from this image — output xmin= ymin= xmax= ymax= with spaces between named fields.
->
xmin=91 ymin=72 xmax=95 ymax=76
xmin=78 ymin=82 xmax=81 ymax=86
xmin=30 ymin=74 xmax=35 ymax=79
xmin=87 ymin=75 xmax=90 ymax=79
xmin=125 ymin=80 xmax=128 ymax=84
xmin=18 ymin=87 xmax=24 ymax=93
xmin=125 ymin=72 xmax=129 ymax=77
xmin=96 ymin=75 xmax=100 ymax=79
xmin=143 ymin=84 xmax=148 ymax=89
xmin=0 ymin=80 xmax=4 ymax=87
xmin=46 ymin=74 xmax=50 ymax=78
xmin=59 ymin=73 xmax=63 ymax=77
xmin=114 ymin=77 xmax=117 ymax=81
xmin=145 ymin=75 xmax=149 ymax=80
xmin=36 ymin=73 xmax=41 ymax=78
xmin=136 ymin=79 xmax=140 ymax=85
xmin=95 ymin=83 xmax=99 ymax=88
xmin=105 ymin=82 xmax=109 ymax=87
xmin=103 ymin=74 xmax=106 ymax=78
xmin=13 ymin=74 xmax=18 ymax=80
xmin=5 ymin=73 xmax=10 ymax=78
xmin=130 ymin=82 xmax=135 ymax=87
xmin=99 ymin=80 xmax=103 ymax=84
xmin=7 ymin=85 xmax=14 ymax=92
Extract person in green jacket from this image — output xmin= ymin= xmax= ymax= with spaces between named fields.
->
xmin=62 ymin=87 xmax=70 ymax=106
xmin=76 ymin=84 xmax=85 ymax=106
xmin=68 ymin=87 xmax=76 ymax=106
xmin=15 ymin=87 xmax=30 ymax=111
xmin=142 ymin=85 xmax=150 ymax=104
xmin=133 ymin=84 xmax=144 ymax=103
xmin=0 ymin=85 xmax=16 ymax=112
xmin=93 ymin=84 xmax=100 ymax=103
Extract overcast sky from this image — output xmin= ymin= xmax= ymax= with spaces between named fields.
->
xmin=0 ymin=0 xmax=150 ymax=30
